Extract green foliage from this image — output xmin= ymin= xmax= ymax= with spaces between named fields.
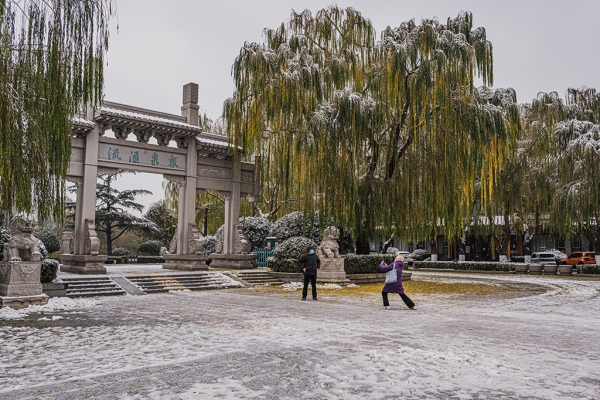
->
xmin=93 ymin=172 xmax=158 ymax=255
xmin=0 ymin=0 xmax=115 ymax=221
xmin=578 ymin=265 xmax=600 ymax=274
xmin=241 ymin=217 xmax=271 ymax=248
xmin=201 ymin=235 xmax=217 ymax=255
xmin=415 ymin=261 xmax=514 ymax=272
xmin=111 ymin=247 xmax=129 ymax=256
xmin=269 ymin=212 xmax=322 ymax=243
xmin=267 ymin=236 xmax=318 ymax=272
xmin=40 ymin=258 xmax=59 ymax=283
xmin=144 ymin=200 xmax=177 ymax=245
xmin=35 ymin=229 xmax=60 ymax=254
xmin=225 ymin=6 xmax=519 ymax=246
xmin=343 ymin=254 xmax=396 ymax=274
xmin=137 ymin=240 xmax=164 ymax=256
xmin=0 ymin=228 xmax=10 ymax=261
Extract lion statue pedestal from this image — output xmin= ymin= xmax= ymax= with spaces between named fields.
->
xmin=316 ymin=227 xmax=350 ymax=284
xmin=0 ymin=216 xmax=49 ymax=309
xmin=209 ymin=225 xmax=257 ymax=270
xmin=162 ymin=224 xmax=209 ymax=271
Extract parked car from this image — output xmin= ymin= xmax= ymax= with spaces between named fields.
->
xmin=530 ymin=252 xmax=557 ymax=265
xmin=397 ymin=251 xmax=414 ymax=266
xmin=561 ymin=252 xmax=596 ymax=266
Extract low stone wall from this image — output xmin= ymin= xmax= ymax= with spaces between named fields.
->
xmin=268 ymin=272 xmax=412 ymax=284
xmin=42 ymin=282 xmax=68 ymax=297
xmin=347 ymin=272 xmax=412 ymax=284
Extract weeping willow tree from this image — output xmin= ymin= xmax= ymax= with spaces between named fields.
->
xmin=531 ymin=87 xmax=600 ymax=251
xmin=0 ymin=0 xmax=115 ymax=221
xmin=224 ymin=6 xmax=520 ymax=253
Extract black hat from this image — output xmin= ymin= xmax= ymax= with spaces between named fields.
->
xmin=307 ymin=245 xmax=316 ymax=251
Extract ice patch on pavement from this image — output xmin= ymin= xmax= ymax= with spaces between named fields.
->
xmin=0 ymin=297 xmax=95 ymax=320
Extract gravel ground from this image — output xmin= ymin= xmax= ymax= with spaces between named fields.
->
xmin=1 ymin=272 xmax=599 ymax=399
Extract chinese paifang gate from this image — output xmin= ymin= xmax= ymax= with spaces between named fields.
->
xmin=62 ymin=83 xmax=261 ymax=274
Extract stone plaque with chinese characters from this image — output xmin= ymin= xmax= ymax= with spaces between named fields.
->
xmin=98 ymin=142 xmax=186 ymax=172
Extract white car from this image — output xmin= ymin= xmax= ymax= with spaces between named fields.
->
xmin=397 ymin=251 xmax=414 ymax=266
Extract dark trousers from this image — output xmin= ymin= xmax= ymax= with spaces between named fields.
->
xmin=302 ymin=274 xmax=317 ymax=299
xmin=382 ymin=291 xmax=415 ymax=308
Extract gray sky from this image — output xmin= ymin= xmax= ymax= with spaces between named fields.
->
xmin=102 ymin=0 xmax=600 ymax=213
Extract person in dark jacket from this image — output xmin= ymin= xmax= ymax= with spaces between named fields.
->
xmin=379 ymin=255 xmax=416 ymax=310
xmin=298 ymin=245 xmax=321 ymax=300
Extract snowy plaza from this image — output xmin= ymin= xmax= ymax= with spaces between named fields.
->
xmin=1 ymin=271 xmax=599 ymax=399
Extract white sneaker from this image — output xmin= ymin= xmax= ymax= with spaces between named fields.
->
xmin=409 ymin=307 xmax=417 ymax=310
xmin=383 ymin=306 xmax=390 ymax=310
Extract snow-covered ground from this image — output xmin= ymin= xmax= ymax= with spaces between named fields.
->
xmin=0 ymin=273 xmax=599 ymax=399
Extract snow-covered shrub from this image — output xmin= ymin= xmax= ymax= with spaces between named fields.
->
xmin=241 ymin=217 xmax=271 ymax=248
xmin=409 ymin=249 xmax=431 ymax=261
xmin=111 ymin=247 xmax=129 ymax=256
xmin=549 ymin=249 xmax=567 ymax=262
xmin=269 ymin=212 xmax=322 ymax=243
xmin=40 ymin=259 xmax=59 ymax=283
xmin=268 ymin=236 xmax=318 ymax=273
xmin=0 ymin=228 xmax=10 ymax=261
xmin=386 ymin=247 xmax=399 ymax=256
xmin=137 ymin=240 xmax=164 ymax=256
xmin=214 ymin=217 xmax=272 ymax=249
xmin=35 ymin=229 xmax=60 ymax=254
xmin=343 ymin=254 xmax=396 ymax=274
xmin=37 ymin=240 xmax=48 ymax=260
xmin=578 ymin=264 xmax=600 ymax=274
xmin=201 ymin=235 xmax=217 ymax=255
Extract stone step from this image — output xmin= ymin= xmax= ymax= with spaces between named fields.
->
xmin=232 ymin=271 xmax=283 ymax=286
xmin=66 ymin=282 xmax=120 ymax=289
xmin=124 ymin=273 xmax=239 ymax=294
xmin=64 ymin=277 xmax=127 ymax=298
xmin=67 ymin=290 xmax=126 ymax=298
xmin=67 ymin=286 xmax=122 ymax=293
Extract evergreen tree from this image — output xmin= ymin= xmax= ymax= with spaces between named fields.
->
xmin=94 ymin=172 xmax=158 ymax=255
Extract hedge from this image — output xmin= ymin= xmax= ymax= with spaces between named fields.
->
xmin=414 ymin=260 xmax=514 ymax=272
xmin=40 ymin=258 xmax=59 ymax=283
xmin=578 ymin=265 xmax=600 ymax=274
xmin=343 ymin=254 xmax=397 ymax=274
xmin=137 ymin=240 xmax=164 ymax=256
xmin=267 ymin=253 xmax=398 ymax=274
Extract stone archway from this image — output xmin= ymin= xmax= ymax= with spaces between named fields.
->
xmin=61 ymin=83 xmax=260 ymax=273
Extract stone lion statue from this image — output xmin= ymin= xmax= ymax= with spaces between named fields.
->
xmin=4 ymin=216 xmax=42 ymax=262
xmin=317 ymin=226 xmax=340 ymax=259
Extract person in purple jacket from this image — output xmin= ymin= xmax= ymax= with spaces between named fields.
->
xmin=379 ymin=255 xmax=416 ymax=310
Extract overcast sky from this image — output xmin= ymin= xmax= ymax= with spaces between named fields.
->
xmin=101 ymin=0 xmax=600 ymax=214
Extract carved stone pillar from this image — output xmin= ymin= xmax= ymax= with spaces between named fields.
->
xmin=60 ymin=219 xmax=107 ymax=274
xmin=61 ymin=106 xmax=107 ymax=274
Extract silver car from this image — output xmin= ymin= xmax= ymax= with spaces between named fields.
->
xmin=530 ymin=252 xmax=556 ymax=265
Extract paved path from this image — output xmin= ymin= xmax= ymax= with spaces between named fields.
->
xmin=1 ymin=273 xmax=599 ymax=399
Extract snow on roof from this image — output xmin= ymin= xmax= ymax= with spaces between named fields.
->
xmin=71 ymin=116 xmax=95 ymax=127
xmin=197 ymin=137 xmax=229 ymax=147
xmin=100 ymin=107 xmax=202 ymax=131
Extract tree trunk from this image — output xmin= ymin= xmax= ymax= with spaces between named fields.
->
xmin=106 ymin=226 xmax=113 ymax=255
xmin=355 ymin=236 xmax=370 ymax=255
xmin=338 ymin=226 xmax=345 ymax=255
xmin=429 ymin=230 xmax=438 ymax=256
xmin=380 ymin=235 xmax=394 ymax=254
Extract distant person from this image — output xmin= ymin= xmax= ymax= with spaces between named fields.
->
xmin=298 ymin=245 xmax=321 ymax=300
xmin=379 ymin=255 xmax=416 ymax=310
